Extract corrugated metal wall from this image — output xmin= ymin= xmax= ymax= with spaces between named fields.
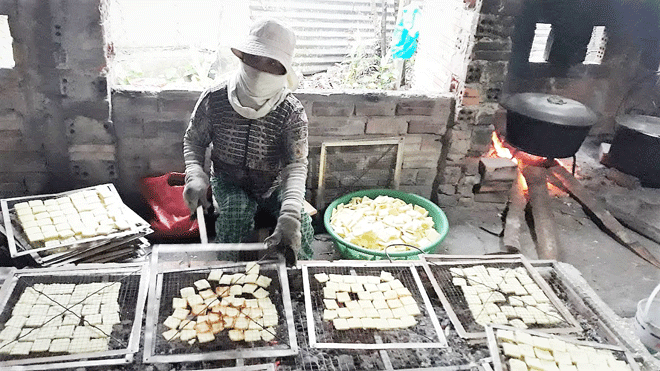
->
xmin=250 ymin=0 xmax=399 ymax=75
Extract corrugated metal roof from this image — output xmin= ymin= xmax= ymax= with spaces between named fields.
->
xmin=250 ymin=0 xmax=398 ymax=74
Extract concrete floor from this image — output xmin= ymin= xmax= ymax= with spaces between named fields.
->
xmin=312 ymin=136 xmax=660 ymax=319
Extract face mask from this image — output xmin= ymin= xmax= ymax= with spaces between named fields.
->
xmin=234 ymin=63 xmax=287 ymax=109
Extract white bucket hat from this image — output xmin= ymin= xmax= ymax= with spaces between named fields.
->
xmin=231 ymin=18 xmax=298 ymax=88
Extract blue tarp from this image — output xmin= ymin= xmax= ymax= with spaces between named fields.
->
xmin=390 ymin=5 xmax=420 ymax=60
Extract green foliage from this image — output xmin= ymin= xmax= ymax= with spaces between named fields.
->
xmin=338 ymin=44 xmax=401 ymax=90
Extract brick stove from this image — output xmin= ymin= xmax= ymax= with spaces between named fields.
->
xmin=471 ymin=131 xmax=660 ymax=269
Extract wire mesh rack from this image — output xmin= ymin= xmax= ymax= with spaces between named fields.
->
xmin=485 ymin=324 xmax=641 ymax=371
xmin=187 ymin=363 xmax=276 ymax=371
xmin=0 ymin=183 xmax=152 ymax=264
xmin=143 ymin=244 xmax=298 ymax=364
xmin=420 ymin=255 xmax=582 ymax=340
xmin=0 ymin=262 xmax=149 ymax=370
xmin=300 ymin=261 xmax=447 ymax=350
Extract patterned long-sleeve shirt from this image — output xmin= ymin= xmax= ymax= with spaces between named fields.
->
xmin=183 ymin=81 xmax=309 ymax=216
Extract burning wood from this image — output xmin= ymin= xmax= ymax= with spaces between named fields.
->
xmin=523 ymin=166 xmax=560 ymax=260
xmin=503 ymin=170 xmax=533 ymax=256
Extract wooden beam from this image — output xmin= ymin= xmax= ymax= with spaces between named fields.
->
xmin=604 ymin=198 xmax=660 ymax=246
xmin=549 ymin=164 xmax=660 ymax=269
xmin=522 ymin=165 xmax=560 ymax=260
xmin=503 ymin=169 xmax=527 ymax=254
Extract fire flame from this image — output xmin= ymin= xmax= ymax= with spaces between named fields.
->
xmin=486 ymin=131 xmax=572 ymax=196
xmin=488 ymin=132 xmax=518 ymax=164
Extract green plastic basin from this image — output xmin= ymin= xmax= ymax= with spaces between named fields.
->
xmin=323 ymin=189 xmax=449 ymax=260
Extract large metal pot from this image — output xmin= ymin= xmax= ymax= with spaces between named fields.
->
xmin=609 ymin=114 xmax=660 ymax=187
xmin=500 ymin=93 xmax=598 ymax=158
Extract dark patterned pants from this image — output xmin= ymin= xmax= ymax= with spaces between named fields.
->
xmin=210 ymin=175 xmax=314 ymax=260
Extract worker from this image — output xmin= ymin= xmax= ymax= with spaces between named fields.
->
xmin=182 ymin=18 xmax=313 ymax=265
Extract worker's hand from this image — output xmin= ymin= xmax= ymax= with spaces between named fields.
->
xmin=182 ymin=169 xmax=210 ymax=215
xmin=264 ymin=213 xmax=301 ymax=267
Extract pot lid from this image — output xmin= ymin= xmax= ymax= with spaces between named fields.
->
xmin=615 ymin=114 xmax=660 ymax=138
xmin=500 ymin=93 xmax=598 ymax=127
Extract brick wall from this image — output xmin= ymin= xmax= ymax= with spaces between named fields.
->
xmin=111 ymin=89 xmax=453 ymax=209
xmin=0 ymin=0 xmax=112 ymax=199
xmin=436 ymin=0 xmax=657 ymax=205
xmin=0 ymin=67 xmax=44 ymax=196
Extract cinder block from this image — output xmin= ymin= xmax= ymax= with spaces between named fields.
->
xmin=68 ymin=144 xmax=116 ymax=161
xmin=154 ymin=120 xmax=188 ymax=135
xmin=59 ymin=71 xmax=108 ymax=102
xmin=456 ymin=108 xmax=477 ymax=126
xmin=471 ymin=126 xmax=495 ymax=153
xmin=473 ymin=39 xmax=512 ymax=52
xmin=66 ymin=115 xmax=114 ymax=145
xmin=408 ymin=118 xmax=447 ymax=135
xmin=355 ymin=101 xmax=396 ymax=116
xmin=395 ymin=100 xmax=436 ymax=116
xmin=112 ymin=117 xmax=147 ymax=139
xmin=403 ymin=135 xmax=423 ymax=155
xmin=365 ymin=117 xmax=407 ymax=135
xmin=0 ymin=151 xmax=47 ymax=172
xmin=158 ymin=90 xmax=199 ymax=111
xmin=482 ymin=61 xmax=508 ymax=83
xmin=473 ymin=50 xmax=512 ymax=61
xmin=70 ymin=160 xmax=118 ymax=184
xmin=402 ymin=154 xmax=439 ymax=168
xmin=312 ymin=101 xmax=354 ymax=117
xmin=420 ymin=135 xmax=443 ymax=152
xmin=149 ymin=158 xmax=185 ymax=175
xmin=308 ymin=117 xmax=366 ymax=136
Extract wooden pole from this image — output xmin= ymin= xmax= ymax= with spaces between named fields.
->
xmin=549 ymin=164 xmax=660 ymax=269
xmin=522 ymin=165 xmax=560 ymax=260
xmin=503 ymin=169 xmax=527 ymax=254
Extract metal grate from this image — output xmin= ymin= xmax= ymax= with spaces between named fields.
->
xmin=143 ymin=246 xmax=298 ymax=364
xmin=301 ymin=261 xmax=447 ymax=350
xmin=485 ymin=324 xmax=641 ymax=371
xmin=421 ymin=255 xmax=582 ymax=340
xmin=153 ymin=265 xmax=290 ymax=356
xmin=0 ymin=184 xmax=151 ymax=261
xmin=0 ymin=263 xmax=148 ymax=369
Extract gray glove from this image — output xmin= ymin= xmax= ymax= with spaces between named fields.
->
xmin=264 ymin=213 xmax=301 ymax=266
xmin=183 ymin=165 xmax=210 ymax=215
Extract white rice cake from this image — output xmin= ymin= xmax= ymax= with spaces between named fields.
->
xmin=207 ymin=269 xmax=223 ymax=281
xmin=244 ymin=274 xmax=259 ymax=285
xmin=179 ymin=329 xmax=197 ymax=342
xmin=256 ymin=275 xmax=272 ymax=288
xmin=197 ymin=331 xmax=215 ymax=343
xmin=194 ymin=279 xmax=211 ymax=290
xmin=228 ymin=329 xmax=244 ymax=341
xmin=509 ymin=358 xmax=528 ymax=371
xmin=31 ymin=338 xmax=51 ymax=352
xmin=10 ymin=341 xmax=33 ymax=355
xmin=180 ymin=287 xmax=196 ymax=298
xmin=314 ymin=273 xmax=329 ymax=283
xmin=261 ymin=327 xmax=276 ymax=341
xmin=48 ymin=338 xmax=70 ymax=352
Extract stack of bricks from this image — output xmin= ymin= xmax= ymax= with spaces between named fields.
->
xmin=474 ymin=157 xmax=517 ymax=203
xmin=435 ymin=0 xmax=519 ymax=206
